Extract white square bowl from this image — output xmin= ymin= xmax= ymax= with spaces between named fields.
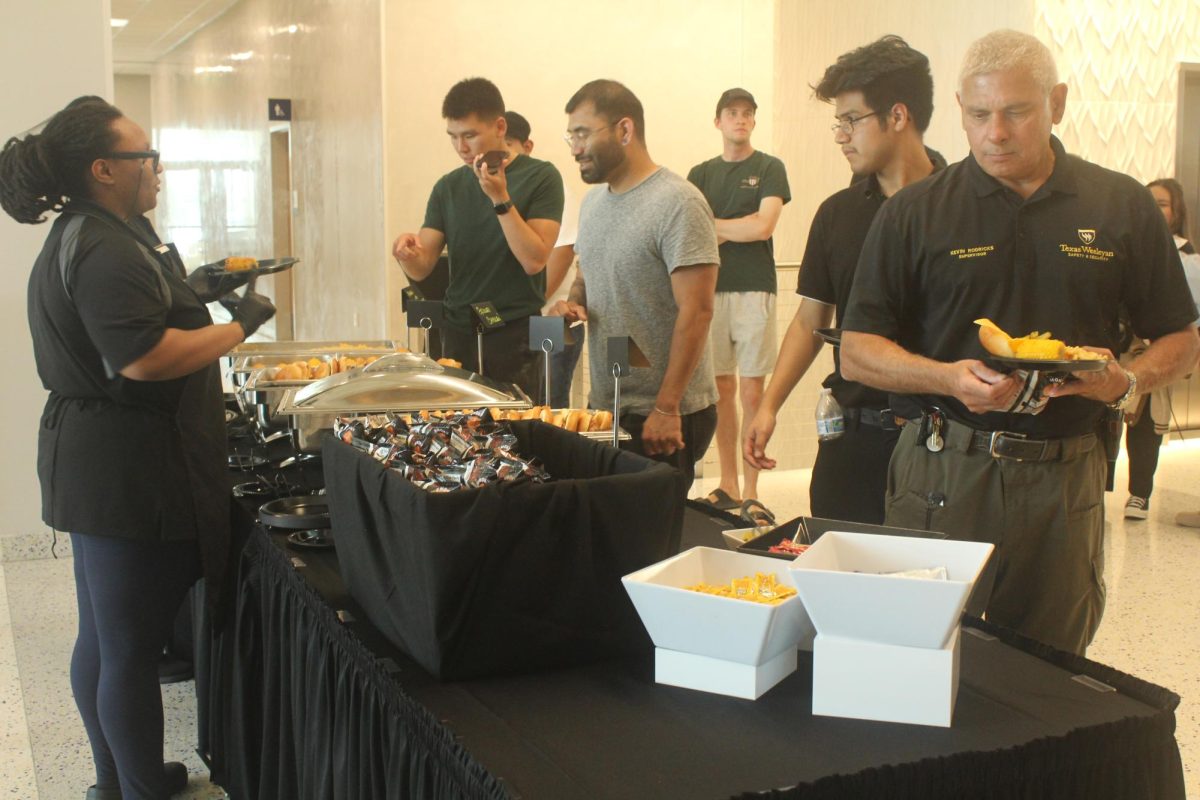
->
xmin=622 ymin=546 xmax=816 ymax=665
xmin=786 ymin=531 xmax=993 ymax=649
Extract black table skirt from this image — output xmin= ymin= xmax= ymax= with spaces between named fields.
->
xmin=197 ymin=515 xmax=1185 ymax=800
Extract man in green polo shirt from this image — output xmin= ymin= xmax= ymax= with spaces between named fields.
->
xmin=392 ymin=78 xmax=563 ymax=399
xmin=687 ymin=88 xmax=790 ymax=522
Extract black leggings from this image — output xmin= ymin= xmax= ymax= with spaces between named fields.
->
xmin=70 ymin=533 xmax=200 ymax=799
xmin=1125 ymin=399 xmax=1163 ymax=499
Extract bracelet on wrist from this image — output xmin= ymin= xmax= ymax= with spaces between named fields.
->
xmin=653 ymin=406 xmax=682 ymax=417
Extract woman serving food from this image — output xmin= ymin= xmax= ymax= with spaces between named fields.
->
xmin=0 ymin=96 xmax=274 ymax=800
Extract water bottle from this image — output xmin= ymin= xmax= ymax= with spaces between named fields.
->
xmin=815 ymin=388 xmax=845 ymax=442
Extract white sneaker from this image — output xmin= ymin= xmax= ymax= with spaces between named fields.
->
xmin=1124 ymin=496 xmax=1149 ymax=520
xmin=1176 ymin=511 xmax=1200 ymax=528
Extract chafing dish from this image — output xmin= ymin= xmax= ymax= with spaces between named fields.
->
xmin=228 ymin=340 xmax=401 ymax=375
xmin=275 ymin=356 xmax=532 ymax=451
xmin=227 ymin=342 xmax=408 ymax=438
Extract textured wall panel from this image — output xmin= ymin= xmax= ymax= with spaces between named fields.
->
xmin=1037 ymin=0 xmax=1200 ymax=182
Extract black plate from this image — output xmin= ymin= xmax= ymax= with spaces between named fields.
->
xmin=233 ymin=481 xmax=306 ymax=501
xmin=814 ymin=328 xmax=842 ymax=347
xmin=287 ymin=529 xmax=335 ymax=549
xmin=228 ymin=454 xmax=268 ymax=471
xmin=987 ymin=355 xmax=1109 ymax=373
xmin=200 ymin=256 xmax=299 ymax=278
xmin=259 ymin=496 xmax=331 ymax=529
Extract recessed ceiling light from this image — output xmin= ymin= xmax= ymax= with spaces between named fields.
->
xmin=111 ymin=18 xmax=129 ymax=28
xmin=194 ymin=65 xmax=235 ymax=74
xmin=229 ymin=51 xmax=254 ymax=61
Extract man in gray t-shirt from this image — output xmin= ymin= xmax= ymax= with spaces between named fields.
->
xmin=552 ymin=79 xmax=719 ymax=492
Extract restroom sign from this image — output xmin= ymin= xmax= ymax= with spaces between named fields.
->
xmin=268 ymin=98 xmax=292 ymax=121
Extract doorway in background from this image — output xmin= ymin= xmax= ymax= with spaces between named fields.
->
xmin=271 ymin=126 xmax=295 ymax=341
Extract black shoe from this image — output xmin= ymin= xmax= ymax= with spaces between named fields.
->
xmin=165 ymin=761 xmax=189 ymax=795
xmin=84 ymin=762 xmax=188 ymax=800
xmin=158 ymin=656 xmax=193 ymax=684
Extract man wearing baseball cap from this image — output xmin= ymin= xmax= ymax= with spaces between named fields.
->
xmin=687 ymin=88 xmax=790 ymax=525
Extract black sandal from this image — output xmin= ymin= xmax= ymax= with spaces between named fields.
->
xmin=740 ymin=499 xmax=777 ymax=529
xmin=695 ymin=488 xmax=741 ymax=510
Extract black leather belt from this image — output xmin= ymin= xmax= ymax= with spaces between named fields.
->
xmin=910 ymin=411 xmax=1097 ymax=462
xmin=843 ymin=407 xmax=901 ymax=431
xmin=955 ymin=421 xmax=1096 ymax=462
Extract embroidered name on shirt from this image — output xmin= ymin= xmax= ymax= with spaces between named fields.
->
xmin=1059 ymin=243 xmax=1114 ymax=262
xmin=950 ymin=245 xmax=995 ymax=260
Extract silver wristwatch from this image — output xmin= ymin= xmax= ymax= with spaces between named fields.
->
xmin=1107 ymin=368 xmax=1138 ymax=411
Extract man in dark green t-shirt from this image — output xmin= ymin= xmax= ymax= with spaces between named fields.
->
xmin=392 ymin=78 xmax=563 ymax=399
xmin=687 ymin=88 xmax=790 ymax=521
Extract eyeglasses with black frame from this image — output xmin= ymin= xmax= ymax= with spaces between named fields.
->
xmin=105 ymin=150 xmax=161 ymax=171
xmin=830 ymin=111 xmax=883 ymax=135
xmin=562 ymin=122 xmax=619 ymax=147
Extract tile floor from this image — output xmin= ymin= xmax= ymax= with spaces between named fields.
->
xmin=1 ymin=436 xmax=1198 ymax=799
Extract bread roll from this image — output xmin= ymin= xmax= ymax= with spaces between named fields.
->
xmin=975 ymin=318 xmax=1015 ymax=358
xmin=565 ymin=410 xmax=587 ymax=432
xmin=588 ymin=410 xmax=613 ymax=431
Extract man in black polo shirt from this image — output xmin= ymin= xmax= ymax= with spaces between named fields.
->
xmin=744 ymin=36 xmax=940 ymax=525
xmin=392 ymin=78 xmax=563 ymax=399
xmin=841 ymin=30 xmax=1200 ymax=655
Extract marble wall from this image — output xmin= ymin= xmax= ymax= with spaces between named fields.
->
xmin=151 ymin=0 xmax=386 ymax=341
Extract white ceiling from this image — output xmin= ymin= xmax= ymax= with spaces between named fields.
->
xmin=111 ymin=0 xmax=244 ymax=72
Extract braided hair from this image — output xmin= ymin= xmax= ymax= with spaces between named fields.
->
xmin=0 ymin=96 xmax=123 ymax=224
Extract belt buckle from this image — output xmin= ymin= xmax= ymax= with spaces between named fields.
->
xmin=988 ymin=431 xmax=1047 ymax=462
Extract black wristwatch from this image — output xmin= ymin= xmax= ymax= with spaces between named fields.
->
xmin=494 ymin=200 xmax=514 ymax=215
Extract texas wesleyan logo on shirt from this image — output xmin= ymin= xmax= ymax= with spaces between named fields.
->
xmin=739 ymin=176 xmax=760 ymax=189
xmin=1060 ymin=228 xmax=1114 ymax=262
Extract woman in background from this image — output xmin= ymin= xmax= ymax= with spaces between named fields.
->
xmin=1123 ymin=179 xmax=1196 ymax=520
xmin=0 ymin=96 xmax=273 ymax=799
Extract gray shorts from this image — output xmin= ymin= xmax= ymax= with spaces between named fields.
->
xmin=710 ymin=291 xmax=776 ymax=377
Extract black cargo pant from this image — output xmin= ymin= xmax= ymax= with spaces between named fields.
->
xmin=809 ymin=417 xmax=900 ymax=525
xmin=441 ymin=318 xmax=543 ymax=403
xmin=885 ymin=420 xmax=1106 ymax=656
xmin=619 ymin=405 xmax=718 ymax=499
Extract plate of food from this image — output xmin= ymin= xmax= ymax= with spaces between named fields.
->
xmin=201 ymin=256 xmax=300 ymax=277
xmin=814 ymin=328 xmax=842 ymax=347
xmin=975 ymin=319 xmax=1109 ymax=374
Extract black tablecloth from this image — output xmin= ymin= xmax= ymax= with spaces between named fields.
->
xmin=199 ymin=516 xmax=1185 ymax=800
xmin=323 ymin=424 xmax=683 ymax=680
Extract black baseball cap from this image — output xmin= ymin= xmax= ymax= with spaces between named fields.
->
xmin=504 ymin=111 xmax=531 ymax=143
xmin=716 ymin=88 xmax=757 ymax=117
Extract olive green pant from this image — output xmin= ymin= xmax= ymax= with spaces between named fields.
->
xmin=885 ymin=422 xmax=1107 ymax=656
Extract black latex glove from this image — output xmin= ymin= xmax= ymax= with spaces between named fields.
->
xmin=186 ymin=264 xmax=255 ymax=303
xmin=220 ymin=289 xmax=277 ymax=339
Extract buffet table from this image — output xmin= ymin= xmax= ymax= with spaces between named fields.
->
xmin=197 ymin=501 xmax=1186 ymax=799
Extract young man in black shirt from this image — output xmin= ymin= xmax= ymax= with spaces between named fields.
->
xmin=744 ymin=36 xmax=939 ymax=525
xmin=392 ymin=79 xmax=563 ymax=399
xmin=840 ymin=30 xmax=1200 ymax=654
xmin=688 ymin=89 xmax=790 ymax=522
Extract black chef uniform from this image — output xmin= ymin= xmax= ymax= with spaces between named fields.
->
xmin=27 ymin=200 xmax=230 ymax=602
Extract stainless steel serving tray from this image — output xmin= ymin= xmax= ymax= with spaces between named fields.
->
xmin=228 ymin=340 xmax=401 ymax=376
xmin=275 ymin=359 xmax=532 ymax=451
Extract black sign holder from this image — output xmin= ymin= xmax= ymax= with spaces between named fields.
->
xmin=470 ymin=301 xmax=505 ymax=376
xmin=406 ymin=300 xmax=443 ymax=359
xmin=400 ymin=285 xmax=425 ymax=351
xmin=529 ymin=316 xmax=568 ymax=406
xmin=606 ymin=336 xmax=648 ymax=448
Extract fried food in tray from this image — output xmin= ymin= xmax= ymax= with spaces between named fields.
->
xmin=975 ymin=318 xmax=1108 ymax=371
xmin=491 ymin=406 xmax=614 ymax=432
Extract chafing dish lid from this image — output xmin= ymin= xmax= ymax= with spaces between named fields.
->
xmin=279 ymin=360 xmax=531 ymax=415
